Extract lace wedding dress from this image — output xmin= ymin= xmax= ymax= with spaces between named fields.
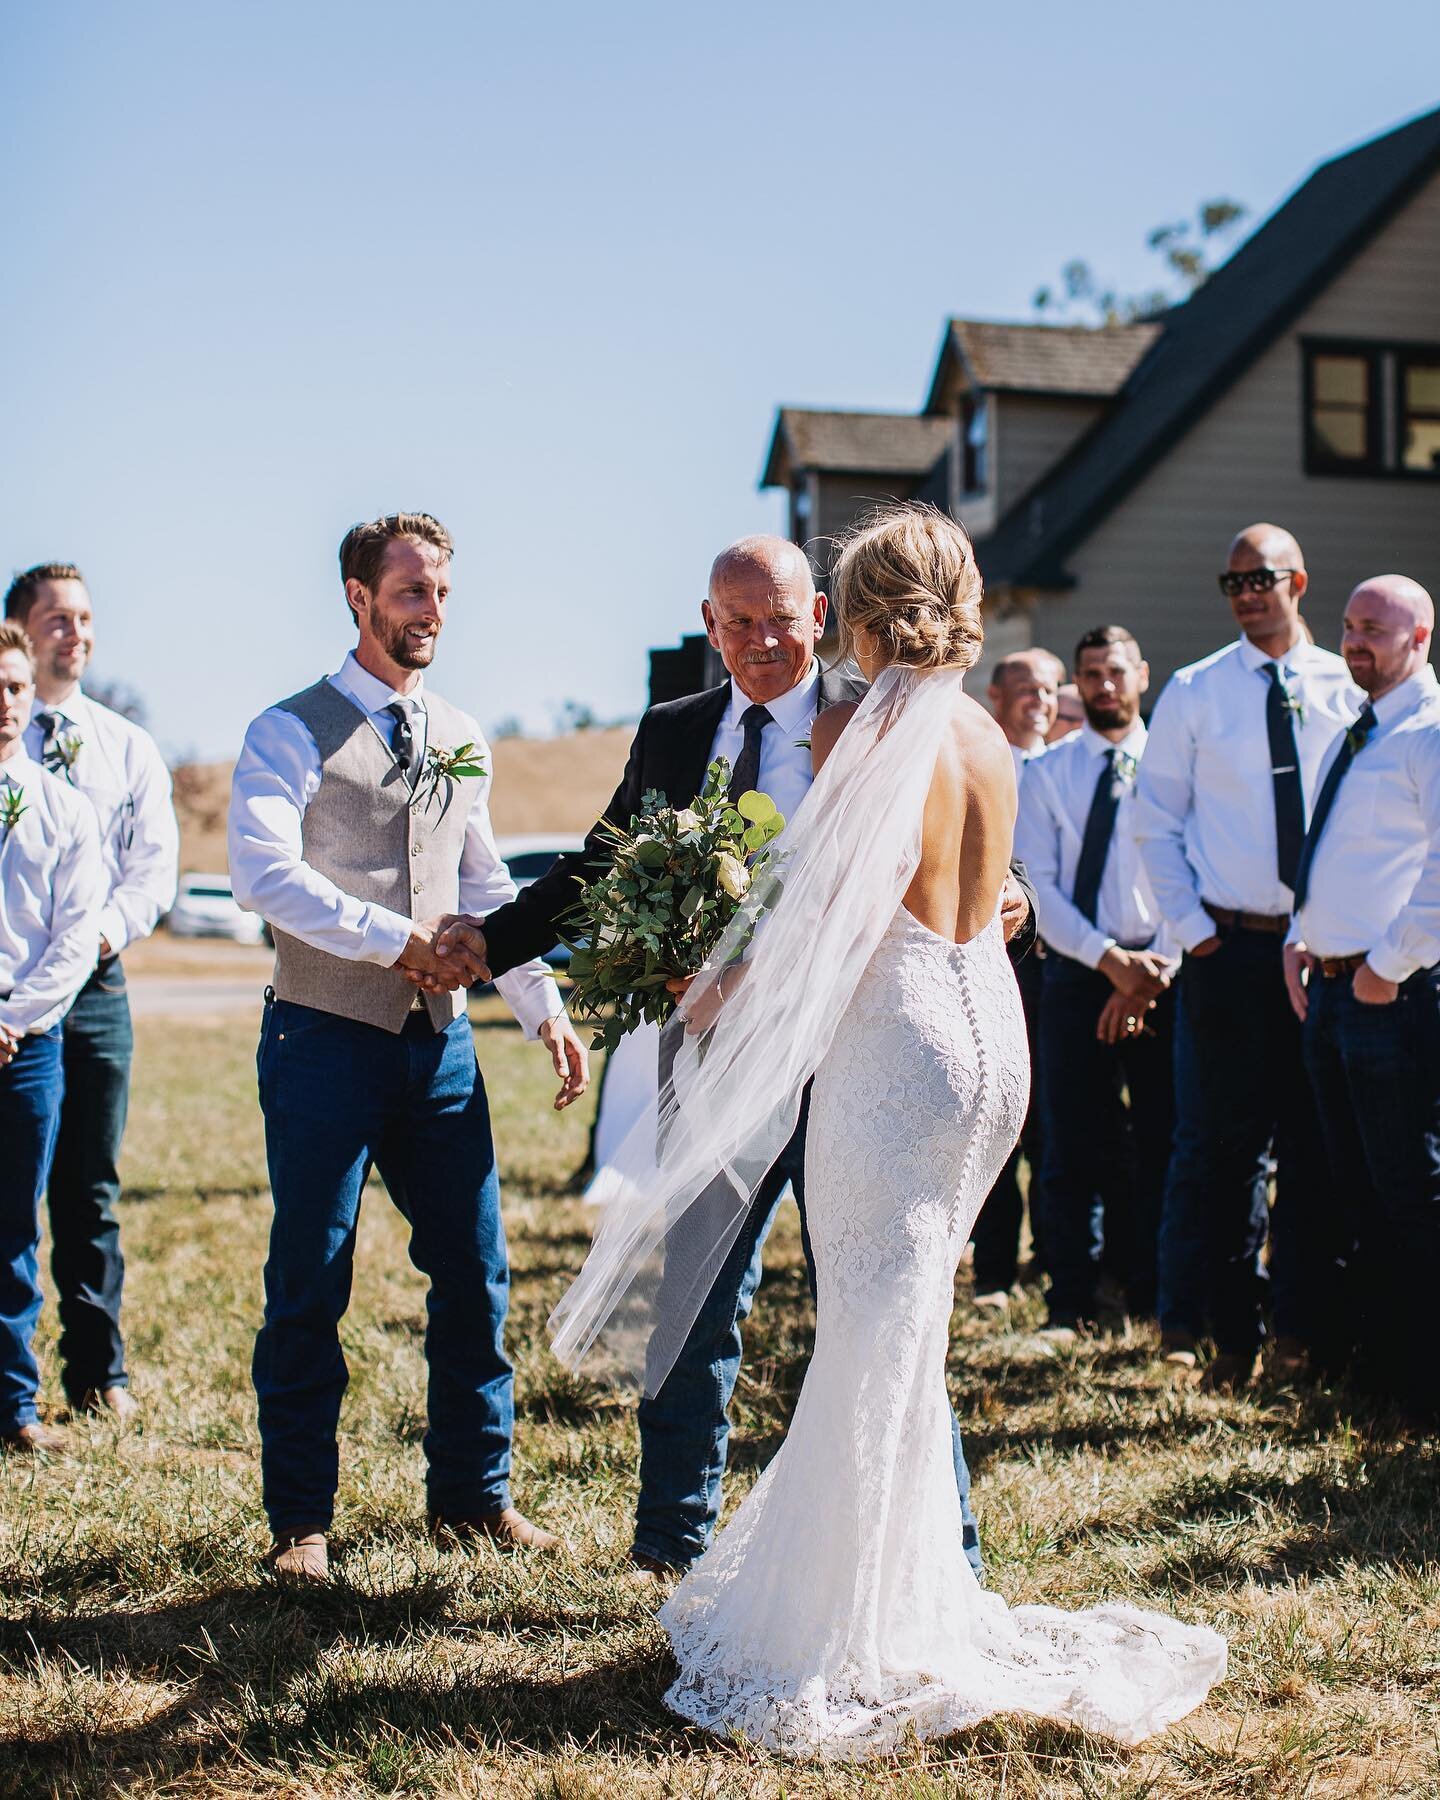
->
xmin=657 ymin=906 xmax=1227 ymax=1759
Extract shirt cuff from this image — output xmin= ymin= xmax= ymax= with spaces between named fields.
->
xmin=1365 ymin=940 xmax=1418 ymax=985
xmin=365 ymin=907 xmax=416 ymax=968
xmin=97 ymin=903 xmax=129 ymax=957
xmin=1077 ymin=931 xmax=1115 ymax=972
xmin=494 ymin=966 xmax=564 ymax=1039
xmin=1175 ymin=907 xmax=1218 ymax=953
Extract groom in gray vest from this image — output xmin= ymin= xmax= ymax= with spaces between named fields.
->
xmin=229 ymin=513 xmax=588 ymax=1579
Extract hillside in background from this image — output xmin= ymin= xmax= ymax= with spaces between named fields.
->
xmin=171 ymin=726 xmax=634 ymax=874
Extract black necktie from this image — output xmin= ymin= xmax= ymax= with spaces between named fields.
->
xmin=1263 ymin=662 xmax=1306 ymax=892
xmin=34 ymin=708 xmax=71 ymax=781
xmin=1291 ymin=703 xmax=1378 ymax=912
xmin=1072 ymin=747 xmax=1120 ymax=925
xmin=728 ymin=703 xmax=773 ymax=803
xmin=386 ymin=701 xmax=419 ymax=787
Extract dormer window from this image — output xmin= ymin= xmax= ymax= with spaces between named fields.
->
xmin=961 ymin=393 xmax=989 ymax=494
xmin=1303 ymin=339 xmax=1440 ymax=478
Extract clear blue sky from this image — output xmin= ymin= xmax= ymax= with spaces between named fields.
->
xmin=4 ymin=1 xmax=1437 ymax=760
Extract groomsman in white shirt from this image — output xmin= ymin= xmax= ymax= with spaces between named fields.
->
xmin=1017 ymin=626 xmax=1175 ymax=1330
xmin=1283 ymin=575 xmax=1440 ymax=1420
xmin=0 ymin=622 xmax=105 ymax=1454
xmin=3 ymin=565 xmax=178 ymax=1424
xmin=1134 ymin=524 xmax=1359 ymax=1388
xmin=973 ymin=647 xmax=1066 ymax=1306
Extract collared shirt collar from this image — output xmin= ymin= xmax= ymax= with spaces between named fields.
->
xmin=1369 ymin=660 xmax=1439 ymax=728
xmin=0 ymin=746 xmax=37 ymax=782
xmin=1236 ymin=632 xmax=1319 ymax=678
xmin=34 ymin=687 xmax=87 ymax=731
xmin=1078 ymin=719 xmax=1147 ymax=759
xmin=334 ymin=650 xmax=427 ymax=718
xmin=721 ymin=659 xmax=822 ymax=733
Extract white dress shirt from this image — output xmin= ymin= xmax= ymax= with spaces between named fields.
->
xmin=709 ymin=661 xmax=823 ymax=827
xmin=1291 ymin=663 xmax=1440 ymax=981
xmin=1133 ymin=635 xmax=1360 ymax=950
xmin=23 ymin=687 xmax=179 ymax=956
xmin=1016 ymin=721 xmax=1171 ymax=970
xmin=0 ymin=750 xmax=107 ymax=1036
xmin=228 ymin=653 xmax=562 ymax=1038
xmin=1009 ymin=740 xmax=1045 ymax=787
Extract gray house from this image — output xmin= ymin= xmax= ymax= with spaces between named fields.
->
xmin=761 ymin=104 xmax=1440 ymax=689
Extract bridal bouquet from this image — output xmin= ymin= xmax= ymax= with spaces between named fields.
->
xmin=561 ymin=758 xmax=785 ymax=1052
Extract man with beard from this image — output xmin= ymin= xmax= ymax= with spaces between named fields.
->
xmin=2 ymin=563 xmax=179 ymax=1425
xmin=1016 ymin=626 xmax=1176 ymax=1331
xmin=1134 ymin=525 xmax=1358 ymax=1388
xmin=1284 ymin=576 xmax=1440 ymax=1420
xmin=228 ymin=513 xmax=589 ymax=1578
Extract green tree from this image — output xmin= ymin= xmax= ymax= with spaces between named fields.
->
xmin=1033 ymin=199 xmax=1247 ymax=325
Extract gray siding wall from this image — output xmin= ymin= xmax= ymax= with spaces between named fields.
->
xmin=994 ymin=393 xmax=1107 ymax=519
xmin=810 ymin=472 xmax=919 ymax=577
xmin=1028 ymin=169 xmax=1440 ymax=685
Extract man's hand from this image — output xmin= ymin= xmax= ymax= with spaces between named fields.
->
xmin=1099 ymin=945 xmax=1170 ymax=1002
xmin=1283 ymin=941 xmax=1315 ymax=1022
xmin=396 ymin=915 xmax=490 ymax=992
xmin=1353 ymin=960 xmax=1399 ymax=1007
xmin=1187 ymin=934 xmax=1222 ymax=959
xmin=98 ymin=935 xmax=113 ymax=960
xmin=1096 ymin=989 xmax=1154 ymax=1046
xmin=0 ymin=1023 xmax=19 ymax=1068
xmin=538 ymin=1013 xmax=589 ymax=1109
xmin=1000 ymin=874 xmax=1030 ymax=945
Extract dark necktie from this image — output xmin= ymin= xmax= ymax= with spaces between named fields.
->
xmin=1291 ymin=703 xmax=1378 ymax=912
xmin=33 ymin=708 xmax=72 ymax=781
xmin=386 ymin=701 xmax=419 ymax=788
xmin=1072 ymin=747 xmax=1121 ymax=925
xmin=1263 ymin=662 xmax=1306 ymax=891
xmin=728 ymin=703 xmax=773 ymax=803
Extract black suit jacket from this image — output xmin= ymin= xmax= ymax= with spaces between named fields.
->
xmin=482 ymin=667 xmax=1037 ymax=978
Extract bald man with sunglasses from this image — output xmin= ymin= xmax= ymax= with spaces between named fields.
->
xmin=1133 ymin=525 xmax=1360 ymax=1389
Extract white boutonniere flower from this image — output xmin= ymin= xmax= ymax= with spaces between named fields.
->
xmin=418 ymin=742 xmax=487 ymax=814
xmin=0 ymin=782 xmax=28 ymax=841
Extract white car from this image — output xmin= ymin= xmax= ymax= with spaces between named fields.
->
xmin=495 ymin=834 xmax=586 ymax=970
xmin=166 ymin=872 xmax=268 ymax=945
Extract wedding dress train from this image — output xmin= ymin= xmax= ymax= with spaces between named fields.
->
xmin=658 ymin=907 xmax=1226 ymax=1759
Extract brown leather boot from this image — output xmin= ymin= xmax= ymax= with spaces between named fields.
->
xmin=428 ymin=1506 xmax=567 ymax=1554
xmin=1199 ymin=1350 xmax=1263 ymax=1394
xmin=264 ymin=1531 xmax=329 ymax=1580
xmin=1 ymin=1421 xmax=67 ymax=1456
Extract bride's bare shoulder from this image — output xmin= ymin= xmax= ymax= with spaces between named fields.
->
xmin=810 ymin=701 xmax=860 ymax=772
xmin=948 ymin=690 xmax=1011 ymax=774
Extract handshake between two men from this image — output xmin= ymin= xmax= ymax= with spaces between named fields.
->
xmin=398 ymin=914 xmax=589 ymax=1112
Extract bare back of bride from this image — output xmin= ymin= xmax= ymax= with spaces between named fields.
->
xmin=647 ymin=507 xmax=1227 ymax=1758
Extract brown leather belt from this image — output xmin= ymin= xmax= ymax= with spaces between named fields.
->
xmin=1316 ymin=952 xmax=1366 ymax=979
xmin=1203 ymin=902 xmax=1290 ymax=935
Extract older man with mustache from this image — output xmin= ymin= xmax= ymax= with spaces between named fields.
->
xmin=444 ymin=534 xmax=1037 ymax=1584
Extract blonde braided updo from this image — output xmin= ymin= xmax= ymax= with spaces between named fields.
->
xmin=832 ymin=503 xmax=984 ymax=673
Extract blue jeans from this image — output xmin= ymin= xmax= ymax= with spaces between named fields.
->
xmin=1038 ymin=955 xmax=1174 ymax=1324
xmin=1157 ymin=925 xmax=1339 ymax=1354
xmin=634 ymin=1090 xmax=984 ymax=1579
xmin=46 ymin=956 xmax=133 ymax=1402
xmin=1301 ymin=964 xmax=1440 ymax=1413
xmin=253 ymin=1000 xmax=513 ymax=1535
xmin=0 ymin=1027 xmax=65 ymax=1432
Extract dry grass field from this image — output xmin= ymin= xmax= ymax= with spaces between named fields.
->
xmin=1 ymin=997 xmax=1437 ymax=1798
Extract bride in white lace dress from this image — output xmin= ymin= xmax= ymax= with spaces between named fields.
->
xmin=552 ymin=506 xmax=1226 ymax=1759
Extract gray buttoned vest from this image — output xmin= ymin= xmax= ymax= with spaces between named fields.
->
xmin=269 ymin=679 xmax=480 ymax=1033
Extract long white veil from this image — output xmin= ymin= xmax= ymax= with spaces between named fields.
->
xmin=549 ymin=663 xmax=966 ymax=1392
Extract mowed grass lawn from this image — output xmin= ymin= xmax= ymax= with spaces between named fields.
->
xmin=1 ymin=997 xmax=1437 ymax=1799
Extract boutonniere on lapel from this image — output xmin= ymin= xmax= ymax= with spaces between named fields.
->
xmin=417 ymin=741 xmax=487 ymax=817
xmin=1112 ymin=748 xmax=1140 ymax=789
xmin=46 ymin=730 xmax=84 ymax=780
xmin=0 ymin=782 xmax=28 ymax=843
xmin=1343 ymin=716 xmax=1374 ymax=756
xmin=793 ymin=732 xmax=813 ymax=753
xmin=1276 ymin=683 xmax=1307 ymax=730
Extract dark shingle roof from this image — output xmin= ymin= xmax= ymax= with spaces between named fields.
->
xmin=925 ymin=320 xmax=1162 ymax=410
xmin=762 ymin=409 xmax=952 ymax=485
xmin=982 ymin=104 xmax=1440 ymax=586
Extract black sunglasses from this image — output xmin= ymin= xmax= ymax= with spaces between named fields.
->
xmin=1217 ymin=567 xmax=1299 ymax=598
